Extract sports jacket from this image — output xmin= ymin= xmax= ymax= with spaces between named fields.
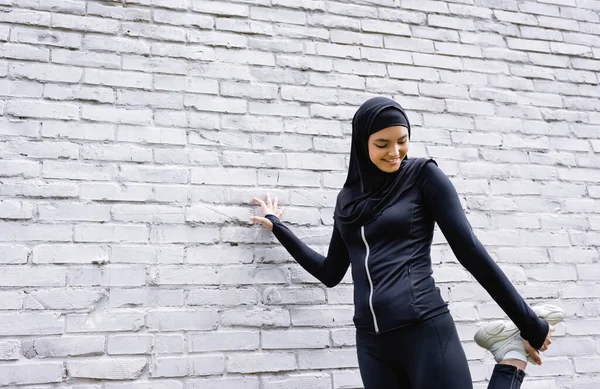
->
xmin=265 ymin=159 xmax=549 ymax=350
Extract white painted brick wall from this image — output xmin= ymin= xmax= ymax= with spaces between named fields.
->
xmin=0 ymin=0 xmax=598 ymax=387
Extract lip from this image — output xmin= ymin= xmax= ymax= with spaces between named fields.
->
xmin=382 ymin=158 xmax=400 ymax=166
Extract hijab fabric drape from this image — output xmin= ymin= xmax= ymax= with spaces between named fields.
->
xmin=334 ymin=97 xmax=437 ymax=233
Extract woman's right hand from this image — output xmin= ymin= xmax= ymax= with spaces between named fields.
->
xmin=523 ymin=324 xmax=555 ymax=365
xmin=250 ymin=193 xmax=285 ymax=231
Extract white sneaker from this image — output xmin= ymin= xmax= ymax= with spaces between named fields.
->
xmin=474 ymin=320 xmax=523 ymax=363
xmin=474 ymin=304 xmax=564 ymax=364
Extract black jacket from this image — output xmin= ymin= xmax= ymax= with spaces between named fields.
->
xmin=266 ymin=159 xmax=549 ymax=350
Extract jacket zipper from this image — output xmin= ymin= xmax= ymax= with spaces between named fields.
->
xmin=361 ymin=226 xmax=380 ymax=334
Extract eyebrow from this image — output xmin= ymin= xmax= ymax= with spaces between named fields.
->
xmin=374 ymin=135 xmax=408 ymax=142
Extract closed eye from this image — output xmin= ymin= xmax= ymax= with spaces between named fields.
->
xmin=376 ymin=141 xmax=406 ymax=148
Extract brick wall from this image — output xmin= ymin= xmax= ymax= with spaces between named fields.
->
xmin=0 ymin=0 xmax=599 ymax=387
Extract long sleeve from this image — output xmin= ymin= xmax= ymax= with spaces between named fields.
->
xmin=265 ymin=214 xmax=350 ymax=288
xmin=419 ymin=162 xmax=549 ymax=350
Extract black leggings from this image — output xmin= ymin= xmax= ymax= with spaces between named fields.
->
xmin=356 ymin=312 xmax=526 ymax=389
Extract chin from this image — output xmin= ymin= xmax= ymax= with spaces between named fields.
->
xmin=377 ymin=163 xmax=401 ymax=173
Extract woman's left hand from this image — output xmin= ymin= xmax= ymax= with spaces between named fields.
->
xmin=249 ymin=193 xmax=285 ymax=231
xmin=523 ymin=324 xmax=555 ymax=365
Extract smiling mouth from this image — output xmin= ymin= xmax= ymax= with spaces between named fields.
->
xmin=383 ymin=158 xmax=400 ymax=162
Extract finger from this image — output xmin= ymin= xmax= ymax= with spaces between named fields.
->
xmin=249 ymin=216 xmax=273 ymax=230
xmin=266 ymin=193 xmax=273 ymax=208
xmin=250 ymin=216 xmax=267 ymax=223
xmin=277 ymin=206 xmax=286 ymax=218
xmin=523 ymin=341 xmax=533 ymax=354
xmin=273 ymin=196 xmax=278 ymax=211
xmin=253 ymin=197 xmax=266 ymax=207
xmin=249 ymin=216 xmax=264 ymax=224
xmin=530 ymin=350 xmax=542 ymax=365
xmin=253 ymin=198 xmax=271 ymax=215
xmin=523 ymin=340 xmax=537 ymax=362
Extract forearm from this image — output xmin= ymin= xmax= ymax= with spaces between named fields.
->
xmin=265 ymin=214 xmax=348 ymax=287
xmin=455 ymin=242 xmax=549 ymax=349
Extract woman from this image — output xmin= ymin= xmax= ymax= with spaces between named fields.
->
xmin=250 ymin=97 xmax=556 ymax=388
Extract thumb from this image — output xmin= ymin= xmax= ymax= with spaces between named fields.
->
xmin=249 ymin=216 xmax=273 ymax=231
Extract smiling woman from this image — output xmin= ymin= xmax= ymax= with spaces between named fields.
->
xmin=250 ymin=96 xmax=556 ymax=389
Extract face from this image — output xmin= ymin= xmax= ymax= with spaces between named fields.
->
xmin=367 ymin=126 xmax=410 ymax=173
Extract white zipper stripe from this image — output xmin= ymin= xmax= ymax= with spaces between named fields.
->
xmin=361 ymin=226 xmax=379 ymax=334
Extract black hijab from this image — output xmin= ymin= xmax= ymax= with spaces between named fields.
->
xmin=334 ymin=97 xmax=437 ymax=233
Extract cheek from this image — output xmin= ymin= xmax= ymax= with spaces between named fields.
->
xmin=368 ymin=146 xmax=384 ymax=162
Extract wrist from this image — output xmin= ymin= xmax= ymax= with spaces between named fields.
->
xmin=264 ymin=214 xmax=279 ymax=232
